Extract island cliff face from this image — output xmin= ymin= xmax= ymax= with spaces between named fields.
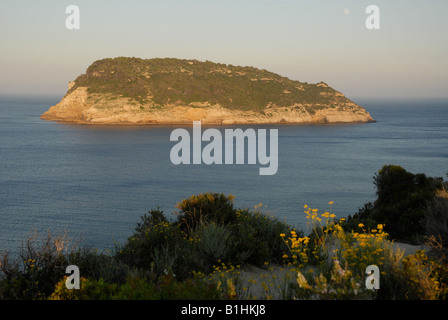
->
xmin=41 ymin=57 xmax=374 ymax=125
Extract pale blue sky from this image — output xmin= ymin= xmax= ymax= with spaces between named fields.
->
xmin=1 ymin=0 xmax=447 ymax=100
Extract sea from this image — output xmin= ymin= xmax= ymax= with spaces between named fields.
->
xmin=1 ymin=96 xmax=447 ymax=255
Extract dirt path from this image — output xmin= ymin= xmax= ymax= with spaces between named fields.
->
xmin=236 ymin=242 xmax=431 ymax=299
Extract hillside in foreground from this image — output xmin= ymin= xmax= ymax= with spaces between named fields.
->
xmin=41 ymin=57 xmax=374 ymax=125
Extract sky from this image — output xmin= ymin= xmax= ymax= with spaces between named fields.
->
xmin=0 ymin=0 xmax=447 ymax=101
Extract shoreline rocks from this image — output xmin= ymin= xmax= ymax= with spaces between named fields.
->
xmin=41 ymin=87 xmax=375 ymax=126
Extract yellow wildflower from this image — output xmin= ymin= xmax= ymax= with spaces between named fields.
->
xmin=296 ymin=271 xmax=310 ymax=289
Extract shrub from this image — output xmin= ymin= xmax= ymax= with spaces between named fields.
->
xmin=115 ymin=194 xmax=294 ymax=281
xmin=345 ymin=165 xmax=444 ymax=243
xmin=49 ymin=272 xmax=224 ymax=300
xmin=0 ymin=231 xmax=133 ymax=300
xmin=229 ymin=208 xmax=293 ymax=266
xmin=68 ymin=247 xmax=130 ymax=285
xmin=115 ymin=218 xmax=188 ymax=276
xmin=205 ymin=262 xmax=247 ymax=299
xmin=387 ymin=250 xmax=443 ymax=300
xmin=282 ymin=203 xmax=337 ymax=268
xmin=0 ymin=231 xmax=74 ymax=299
xmin=335 ymin=223 xmax=391 ymax=280
xmin=294 ymin=259 xmax=375 ymax=300
xmin=197 ymin=222 xmax=231 ymax=263
xmin=134 ymin=208 xmax=168 ymax=234
xmin=155 ymin=275 xmax=223 ymax=300
xmin=424 ymin=187 xmax=448 ymax=258
xmin=174 ymin=193 xmax=237 ymax=234
xmin=112 ymin=276 xmax=158 ymax=300
xmin=49 ymin=276 xmax=118 ymax=300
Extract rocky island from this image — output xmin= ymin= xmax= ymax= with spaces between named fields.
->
xmin=41 ymin=57 xmax=374 ymax=125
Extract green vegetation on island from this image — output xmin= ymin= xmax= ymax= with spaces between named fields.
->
xmin=70 ymin=57 xmax=362 ymax=112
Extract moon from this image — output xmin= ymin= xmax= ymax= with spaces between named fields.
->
xmin=343 ymin=8 xmax=350 ymax=15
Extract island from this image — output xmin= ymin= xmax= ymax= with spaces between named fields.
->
xmin=41 ymin=57 xmax=374 ymax=125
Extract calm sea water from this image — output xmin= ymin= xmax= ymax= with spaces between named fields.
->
xmin=1 ymin=96 xmax=447 ymax=254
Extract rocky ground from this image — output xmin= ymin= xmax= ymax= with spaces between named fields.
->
xmin=41 ymin=87 xmax=375 ymax=125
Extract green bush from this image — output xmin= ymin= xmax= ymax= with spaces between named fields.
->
xmin=112 ymin=276 xmax=157 ymax=300
xmin=115 ymin=193 xmax=293 ymax=278
xmin=174 ymin=193 xmax=237 ymax=234
xmin=378 ymin=250 xmax=445 ymax=300
xmin=197 ymin=222 xmax=231 ymax=263
xmin=154 ymin=275 xmax=223 ymax=300
xmin=345 ymin=165 xmax=444 ymax=243
xmin=424 ymin=188 xmax=448 ymax=255
xmin=68 ymin=247 xmax=130 ymax=285
xmin=49 ymin=274 xmax=223 ymax=300
xmin=115 ymin=217 xmax=190 ymax=276
xmin=228 ymin=209 xmax=293 ymax=266
xmin=0 ymin=231 xmax=131 ymax=300
xmin=49 ymin=276 xmax=118 ymax=300
xmin=0 ymin=231 xmax=72 ymax=299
